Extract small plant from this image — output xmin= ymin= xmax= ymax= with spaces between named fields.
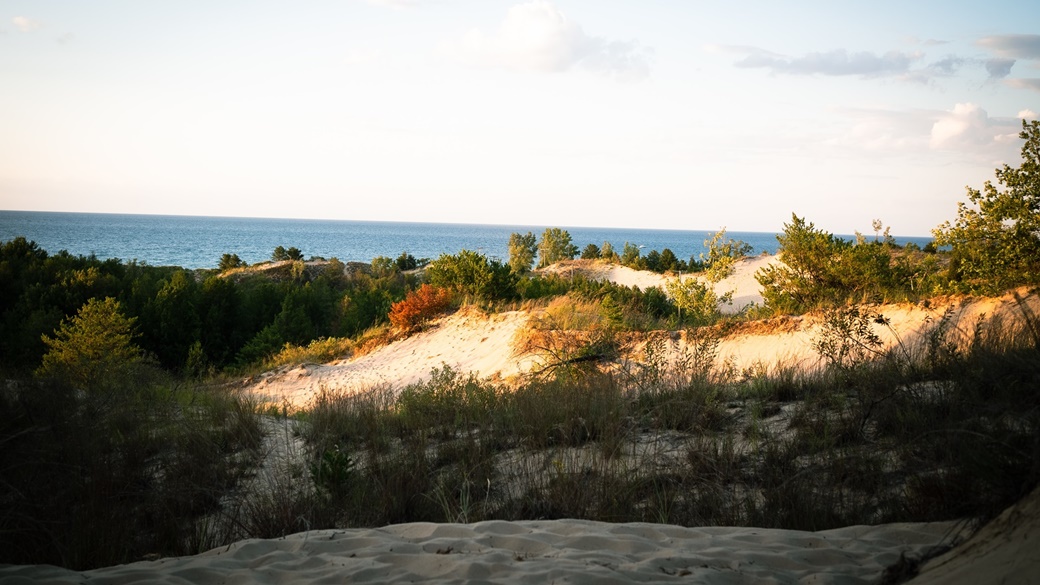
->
xmin=812 ymin=306 xmax=885 ymax=369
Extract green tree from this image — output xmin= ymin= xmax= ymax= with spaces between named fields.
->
xmin=933 ymin=120 xmax=1040 ymax=293
xmin=644 ymin=249 xmax=662 ymax=272
xmin=371 ymin=256 xmax=398 ymax=278
xmin=621 ymin=242 xmax=641 ymax=267
xmin=395 ymin=252 xmax=418 ymax=271
xmin=151 ymin=270 xmax=201 ymax=370
xmin=508 ymin=232 xmax=538 ymax=274
xmin=659 ymin=249 xmax=680 ymax=272
xmin=702 ymin=228 xmax=753 ymax=283
xmin=756 ymin=215 xmax=849 ymax=312
xmin=36 ymin=297 xmax=146 ymax=393
xmin=581 ymin=243 xmax=601 ymax=260
xmin=218 ymin=253 xmax=246 ymax=271
xmin=600 ymin=241 xmax=619 ymax=262
xmin=272 ymin=246 xmax=303 ymax=262
xmin=537 ymin=228 xmax=578 ymax=268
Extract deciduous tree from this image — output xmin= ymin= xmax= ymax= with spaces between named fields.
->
xmin=537 ymin=228 xmax=578 ymax=268
xmin=933 ymin=120 xmax=1040 ymax=293
xmin=508 ymin=232 xmax=537 ymax=273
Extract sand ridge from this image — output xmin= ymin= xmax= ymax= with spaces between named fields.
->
xmin=242 ymin=256 xmax=1040 ymax=409
xmin=246 ymin=308 xmax=540 ymax=408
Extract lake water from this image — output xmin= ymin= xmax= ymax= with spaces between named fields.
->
xmin=0 ymin=210 xmax=933 ymax=270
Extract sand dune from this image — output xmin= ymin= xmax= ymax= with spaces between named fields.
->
xmin=242 ymin=255 xmax=1039 ymax=409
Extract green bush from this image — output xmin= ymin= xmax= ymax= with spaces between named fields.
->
xmin=425 ymin=250 xmax=517 ymax=303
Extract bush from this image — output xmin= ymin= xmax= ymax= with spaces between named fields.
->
xmin=756 ymin=215 xmax=917 ymax=313
xmin=389 ymin=284 xmax=454 ymax=332
xmin=425 ymin=250 xmax=517 ymax=303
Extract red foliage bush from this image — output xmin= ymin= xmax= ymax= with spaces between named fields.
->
xmin=389 ymin=284 xmax=454 ymax=331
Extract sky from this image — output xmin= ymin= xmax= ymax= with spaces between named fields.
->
xmin=1 ymin=1 xmax=1038 ymax=236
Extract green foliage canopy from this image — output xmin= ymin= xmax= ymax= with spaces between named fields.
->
xmin=933 ymin=120 xmax=1040 ymax=293
xmin=508 ymin=232 xmax=537 ymax=274
xmin=702 ymin=228 xmax=753 ymax=283
xmin=36 ymin=297 xmax=146 ymax=392
xmin=426 ymin=250 xmax=517 ymax=302
xmin=537 ymin=228 xmax=579 ymax=268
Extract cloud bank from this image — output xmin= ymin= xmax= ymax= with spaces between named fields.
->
xmin=832 ymin=103 xmax=1025 ymax=162
xmin=977 ymin=34 xmax=1040 ymax=59
xmin=445 ymin=1 xmax=651 ymax=81
xmin=732 ymin=47 xmax=922 ymax=78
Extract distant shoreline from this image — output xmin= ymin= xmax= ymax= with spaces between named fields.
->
xmin=0 ymin=209 xmax=935 ymax=270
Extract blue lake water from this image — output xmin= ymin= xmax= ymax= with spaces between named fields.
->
xmin=0 ymin=210 xmax=934 ymax=270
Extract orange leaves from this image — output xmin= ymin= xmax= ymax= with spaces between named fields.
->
xmin=389 ymin=284 xmax=454 ymax=332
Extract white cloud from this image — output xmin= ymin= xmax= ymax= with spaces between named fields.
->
xmin=12 ymin=16 xmax=42 ymax=33
xmin=829 ymin=104 xmax=1025 ymax=162
xmin=1019 ymin=109 xmax=1037 ymax=120
xmin=445 ymin=1 xmax=651 ymax=81
xmin=827 ymin=108 xmax=931 ymax=153
xmin=929 ymin=103 xmax=1020 ymax=150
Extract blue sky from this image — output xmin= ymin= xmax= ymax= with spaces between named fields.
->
xmin=1 ymin=1 xmax=1037 ymax=235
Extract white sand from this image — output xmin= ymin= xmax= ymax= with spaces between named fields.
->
xmin=537 ymin=255 xmax=781 ymax=315
xmin=245 ymin=308 xmax=540 ymax=409
xmin=906 ymin=485 xmax=1040 ymax=585
xmin=0 ymin=518 xmax=960 ymax=584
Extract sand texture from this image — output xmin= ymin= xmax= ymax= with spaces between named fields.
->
xmin=0 ymin=518 xmax=959 ymax=585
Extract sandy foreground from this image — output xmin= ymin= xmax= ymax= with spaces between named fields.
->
xmin=5 ymin=488 xmax=1039 ymax=584
xmin=0 ymin=519 xmax=962 ymax=585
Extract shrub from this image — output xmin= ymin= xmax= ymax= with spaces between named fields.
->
xmin=388 ymin=284 xmax=454 ymax=332
xmin=425 ymin=250 xmax=517 ymax=303
xmin=666 ymin=277 xmax=730 ymax=327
